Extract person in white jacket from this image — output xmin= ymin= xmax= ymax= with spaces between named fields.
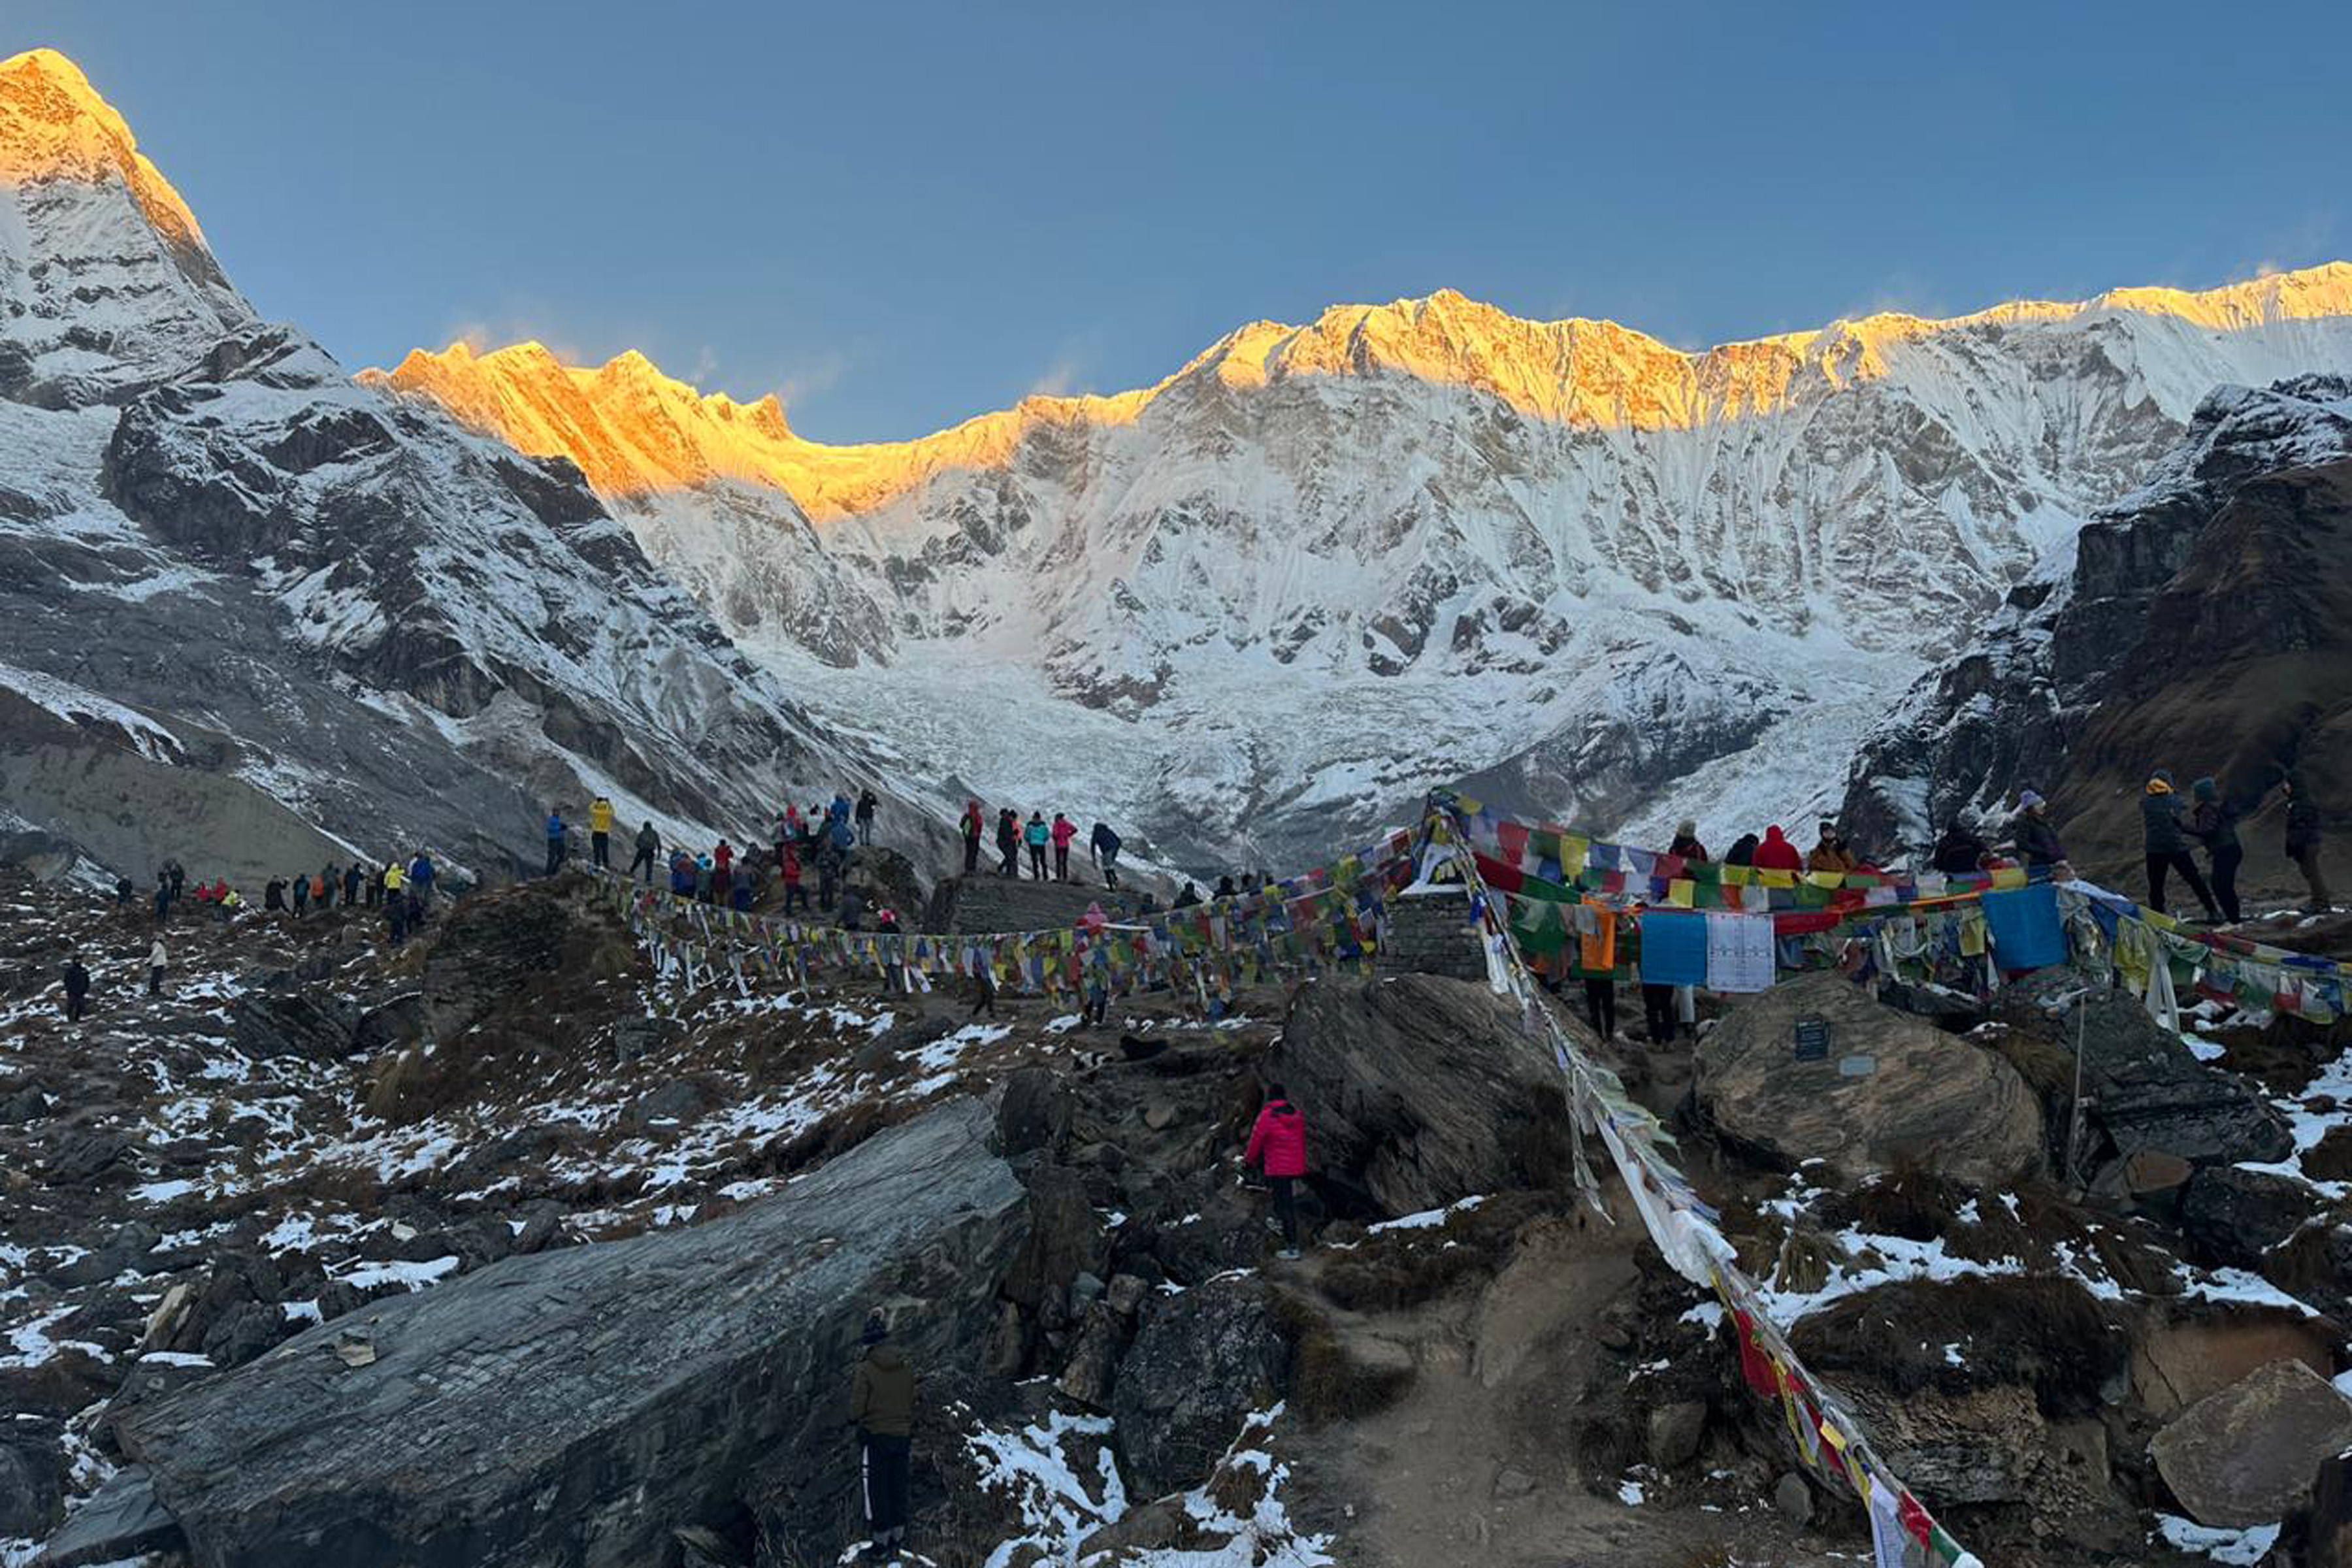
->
xmin=146 ymin=937 xmax=167 ymax=998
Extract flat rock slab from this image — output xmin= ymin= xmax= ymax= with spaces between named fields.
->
xmin=1696 ymin=972 xmax=2044 ymax=1186
xmin=110 ymin=1098 xmax=1027 ymax=1568
xmin=2151 ymin=1357 xmax=2352 ymax=1529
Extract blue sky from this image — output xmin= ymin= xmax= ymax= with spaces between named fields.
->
xmin=16 ymin=1 xmax=2351 ymax=442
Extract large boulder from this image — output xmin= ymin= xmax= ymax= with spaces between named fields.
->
xmin=1270 ymin=973 xmax=1573 ymax=1215
xmin=2150 ymin=1359 xmax=2352 ymax=1529
xmin=100 ymin=1099 xmax=1028 ymax=1568
xmin=1994 ymin=972 xmax=2292 ymax=1166
xmin=2180 ymin=1167 xmax=2326 ymax=1269
xmin=1696 ymin=973 xmax=2044 ymax=1186
xmin=1111 ymin=1277 xmax=1290 ymax=1499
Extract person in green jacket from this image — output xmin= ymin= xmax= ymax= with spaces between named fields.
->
xmin=851 ymin=1313 xmax=915 ymax=1553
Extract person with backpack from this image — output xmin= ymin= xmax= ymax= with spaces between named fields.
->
xmin=630 ymin=821 xmax=661 ymax=884
xmin=849 ymin=1313 xmax=916 ymax=1556
xmin=545 ymin=808 xmax=568 ymax=876
xmin=855 ymin=789 xmax=877 ymax=846
xmin=2284 ymin=774 xmax=2330 ymax=913
xmin=1050 ymin=813 xmax=1077 ymax=881
xmin=1024 ymin=813 xmax=1050 ymax=879
xmin=1090 ymin=821 xmax=1122 ymax=890
xmin=2142 ymin=770 xmax=2221 ymax=921
xmin=589 ymin=795 xmax=615 ymax=870
xmin=996 ymin=809 xmax=1021 ymax=877
xmin=961 ymin=800 xmax=985 ymax=876
xmin=62 ymin=954 xmax=91 ymax=1022
xmin=1243 ymin=1084 xmax=1309 ymax=1260
xmin=2187 ymin=777 xmax=2246 ymax=924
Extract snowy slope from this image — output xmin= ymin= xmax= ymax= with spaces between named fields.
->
xmin=373 ymin=269 xmax=2352 ymax=867
xmin=0 ymin=49 xmax=947 ymax=885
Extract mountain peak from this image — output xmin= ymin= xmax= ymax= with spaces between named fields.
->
xmin=0 ymin=48 xmax=210 ymax=254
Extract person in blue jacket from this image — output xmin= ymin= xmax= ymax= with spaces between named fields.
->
xmin=544 ymin=809 xmax=567 ymax=877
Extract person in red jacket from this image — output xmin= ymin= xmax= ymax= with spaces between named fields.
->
xmin=960 ymin=799 xmax=985 ymax=876
xmin=1244 ymin=1085 xmax=1309 ymax=1260
xmin=1750 ymin=825 xmax=1803 ymax=873
xmin=1049 ymin=813 xmax=1078 ymax=881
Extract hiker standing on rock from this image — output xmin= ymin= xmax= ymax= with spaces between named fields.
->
xmin=996 ymin=809 xmax=1020 ymax=877
xmin=153 ymin=868 xmax=172 ymax=923
xmin=587 ymin=795 xmax=613 ymax=870
xmin=61 ymin=953 xmax=91 ymax=1022
xmin=1245 ymin=1084 xmax=1309 ymax=1260
xmin=146 ymin=936 xmax=167 ymax=998
xmin=1024 ymin=812 xmax=1050 ymax=879
xmin=545 ymin=808 xmax=568 ymax=877
xmin=1050 ymin=812 xmax=1077 ymax=880
xmin=961 ymin=799 xmax=985 ymax=876
xmin=850 ymin=1313 xmax=915 ymax=1556
xmin=291 ymin=870 xmax=310 ymax=919
xmin=1090 ymin=821 xmax=1122 ymax=890
xmin=2284 ymin=774 xmax=2331 ymax=912
xmin=630 ymin=821 xmax=661 ymax=885
xmin=343 ymin=862 xmax=363 ymax=905
xmin=855 ymin=789 xmax=877 ymax=847
xmin=2142 ymin=770 xmax=2221 ymax=921
xmin=2187 ymin=777 xmax=2245 ymax=924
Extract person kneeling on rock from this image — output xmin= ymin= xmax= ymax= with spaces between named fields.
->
xmin=851 ymin=1312 xmax=915 ymax=1555
xmin=1245 ymin=1083 xmax=1309 ymax=1260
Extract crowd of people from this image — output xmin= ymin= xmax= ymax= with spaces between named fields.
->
xmin=962 ymin=802 xmax=1125 ymax=890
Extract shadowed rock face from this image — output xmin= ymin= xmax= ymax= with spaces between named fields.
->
xmin=1271 ymin=972 xmax=1575 ymax=1217
xmin=99 ymin=1098 xmax=1026 ymax=1568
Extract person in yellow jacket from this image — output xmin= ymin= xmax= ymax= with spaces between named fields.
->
xmin=589 ymin=795 xmax=615 ymax=870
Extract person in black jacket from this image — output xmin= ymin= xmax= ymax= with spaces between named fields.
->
xmin=1090 ymin=821 xmax=1122 ymax=891
xmin=2187 ymin=777 xmax=2244 ymax=924
xmin=2012 ymin=791 xmax=2066 ymax=870
xmin=2284 ymin=774 xmax=2330 ymax=912
xmin=995 ymin=809 xmax=1021 ymax=878
xmin=1723 ymin=832 xmax=1759 ymax=868
xmin=628 ymin=821 xmax=661 ymax=884
xmin=2142 ymin=770 xmax=2219 ymax=920
xmin=62 ymin=955 xmax=91 ymax=1022
xmin=1930 ymin=821 xmax=1987 ymax=877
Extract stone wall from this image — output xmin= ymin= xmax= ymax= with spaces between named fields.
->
xmin=1377 ymin=892 xmax=1486 ymax=981
xmin=928 ymin=872 xmax=1147 ymax=934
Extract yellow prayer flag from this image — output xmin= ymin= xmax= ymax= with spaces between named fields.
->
xmin=1668 ymin=878 xmax=1695 ymax=907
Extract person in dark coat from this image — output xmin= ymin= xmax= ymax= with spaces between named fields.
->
xmin=2012 ymin=791 xmax=2066 ymax=870
xmin=1668 ymin=820 xmax=1708 ymax=862
xmin=545 ymin=809 xmax=568 ymax=877
xmin=1723 ymin=832 xmax=1759 ymax=868
xmin=2142 ymin=770 xmax=2220 ymax=920
xmin=61 ymin=955 xmax=91 ymax=1022
xmin=290 ymin=872 xmax=309 ymax=918
xmin=2284 ymin=774 xmax=2330 ymax=913
xmin=264 ymin=877 xmax=287 ymax=912
xmin=1172 ymin=882 xmax=1203 ymax=909
xmin=1244 ymin=1085 xmax=1309 ymax=1260
xmin=850 ymin=1313 xmax=915 ymax=1554
xmin=1089 ymin=821 xmax=1122 ymax=891
xmin=344 ymin=862 xmax=364 ymax=904
xmin=1930 ymin=821 xmax=1988 ymax=877
xmin=2187 ymin=777 xmax=2245 ymax=924
xmin=629 ymin=821 xmax=661 ymax=884
xmin=995 ymin=809 xmax=1020 ymax=877
xmin=154 ymin=868 xmax=172 ymax=923
xmin=854 ymin=789 xmax=878 ymax=847
xmin=961 ymin=800 xmax=985 ymax=876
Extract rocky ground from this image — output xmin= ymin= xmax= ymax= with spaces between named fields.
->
xmin=1 ymin=868 xmax=2348 ymax=1567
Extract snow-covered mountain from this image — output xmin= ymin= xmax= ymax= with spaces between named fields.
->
xmin=1838 ymin=372 xmax=2352 ymax=879
xmin=0 ymin=48 xmax=941 ymax=886
xmin=369 ymin=267 xmax=2352 ymax=867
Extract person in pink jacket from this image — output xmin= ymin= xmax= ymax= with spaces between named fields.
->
xmin=1244 ymin=1085 xmax=1309 ymax=1259
xmin=1049 ymin=812 xmax=1078 ymax=881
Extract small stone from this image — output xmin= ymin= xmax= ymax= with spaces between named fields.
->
xmin=1493 ymin=1467 xmax=1536 ymax=1499
xmin=1142 ymin=1101 xmax=1178 ymax=1132
xmin=1773 ymin=1472 xmax=1814 ymax=1526
xmin=1645 ymin=1399 xmax=1707 ymax=1470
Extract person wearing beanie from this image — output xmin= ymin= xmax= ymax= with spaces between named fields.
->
xmin=2012 ymin=789 xmax=2066 ymax=870
xmin=1808 ymin=820 xmax=1858 ymax=874
xmin=2142 ymin=769 xmax=2220 ymax=921
xmin=850 ymin=1311 xmax=915 ymax=1552
xmin=1668 ymin=819 xmax=1708 ymax=862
